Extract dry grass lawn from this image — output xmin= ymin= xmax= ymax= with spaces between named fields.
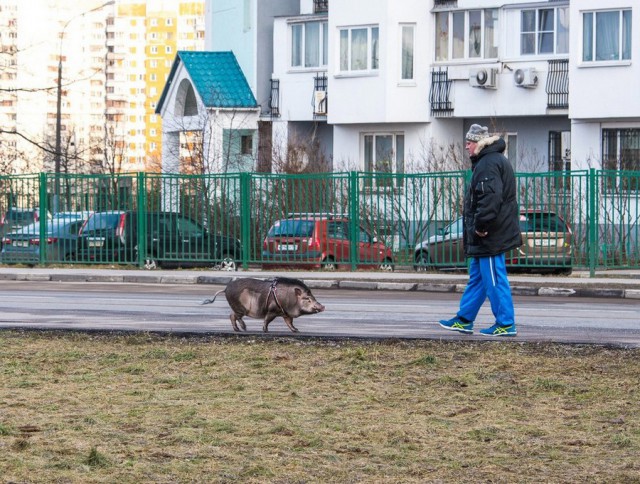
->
xmin=1 ymin=331 xmax=639 ymax=483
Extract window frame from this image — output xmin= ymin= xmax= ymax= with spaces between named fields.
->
xmin=435 ymin=9 xmax=499 ymax=62
xmin=362 ymin=132 xmax=405 ymax=189
xmin=602 ymin=128 xmax=640 ymax=191
xmin=290 ymin=20 xmax=328 ymax=70
xmin=520 ymin=6 xmax=569 ymax=56
xmin=400 ymin=24 xmax=415 ymax=82
xmin=338 ymin=25 xmax=380 ymax=74
xmin=582 ymin=9 xmax=632 ymax=63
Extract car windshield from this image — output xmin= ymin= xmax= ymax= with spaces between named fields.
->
xmin=519 ymin=213 xmax=567 ymax=232
xmin=6 ymin=210 xmax=34 ymax=223
xmin=442 ymin=218 xmax=463 ymax=236
xmin=268 ymin=220 xmax=315 ymax=238
xmin=83 ymin=213 xmax=122 ymax=231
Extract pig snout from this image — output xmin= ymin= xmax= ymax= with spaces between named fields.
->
xmin=299 ymin=296 xmax=325 ymax=314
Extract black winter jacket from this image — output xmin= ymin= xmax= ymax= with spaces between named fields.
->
xmin=463 ymin=136 xmax=522 ymax=257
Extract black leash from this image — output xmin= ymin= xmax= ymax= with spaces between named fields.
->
xmin=267 ymin=278 xmax=289 ymax=317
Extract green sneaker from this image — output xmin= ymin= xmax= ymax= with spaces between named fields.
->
xmin=439 ymin=316 xmax=474 ymax=334
xmin=479 ymin=323 xmax=517 ymax=337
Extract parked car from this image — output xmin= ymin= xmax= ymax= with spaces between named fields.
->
xmin=262 ymin=213 xmax=395 ymax=271
xmin=0 ymin=207 xmax=52 ymax=249
xmin=0 ymin=211 xmax=91 ymax=265
xmin=76 ymin=210 xmax=242 ymax=270
xmin=414 ymin=210 xmax=573 ymax=274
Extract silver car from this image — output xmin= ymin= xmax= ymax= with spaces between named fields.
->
xmin=0 ymin=212 xmax=91 ymax=265
xmin=413 ymin=210 xmax=573 ymax=274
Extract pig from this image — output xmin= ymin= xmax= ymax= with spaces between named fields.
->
xmin=201 ymin=277 xmax=325 ymax=333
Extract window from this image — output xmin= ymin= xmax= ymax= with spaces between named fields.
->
xmin=401 ymin=24 xmax=415 ymax=80
xmin=339 ymin=25 xmax=379 ymax=72
xmin=549 ymin=131 xmax=571 ymax=190
xmin=521 ymin=7 xmax=569 ymax=55
xmin=241 ymin=135 xmax=253 ymax=155
xmin=291 ymin=21 xmax=328 ymax=68
xmin=363 ymin=133 xmax=404 ymax=188
xmin=435 ymin=9 xmax=498 ymax=61
xmin=583 ymin=10 xmax=632 ymax=62
xmin=602 ymin=129 xmax=640 ymax=190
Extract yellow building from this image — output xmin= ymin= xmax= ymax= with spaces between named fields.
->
xmin=108 ymin=0 xmax=204 ymax=172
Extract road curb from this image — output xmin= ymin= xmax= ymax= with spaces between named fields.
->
xmin=1 ymin=270 xmax=639 ymax=300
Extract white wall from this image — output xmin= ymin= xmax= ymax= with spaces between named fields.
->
xmin=328 ymin=0 xmax=429 ymax=124
xmin=567 ymin=0 xmax=639 ymax=169
xmin=569 ymin=0 xmax=640 ymax=120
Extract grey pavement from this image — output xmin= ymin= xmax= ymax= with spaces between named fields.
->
xmin=1 ymin=266 xmax=640 ymax=300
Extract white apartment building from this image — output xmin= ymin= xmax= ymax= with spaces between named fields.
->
xmin=191 ymin=0 xmax=639 ymax=179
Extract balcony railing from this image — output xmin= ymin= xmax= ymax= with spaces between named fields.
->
xmin=314 ymin=0 xmax=328 ymax=13
xmin=269 ymin=78 xmax=280 ymax=118
xmin=429 ymin=67 xmax=453 ymax=117
xmin=313 ymin=74 xmax=328 ymax=118
xmin=546 ymin=59 xmax=569 ymax=109
xmin=433 ymin=0 xmax=458 ymax=8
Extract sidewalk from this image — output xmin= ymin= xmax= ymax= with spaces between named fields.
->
xmin=1 ymin=266 xmax=640 ymax=300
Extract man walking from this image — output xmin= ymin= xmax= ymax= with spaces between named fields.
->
xmin=439 ymin=124 xmax=522 ymax=336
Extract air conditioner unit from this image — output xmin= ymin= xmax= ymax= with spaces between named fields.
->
xmin=313 ymin=90 xmax=327 ymax=115
xmin=469 ymin=68 xmax=497 ymax=89
xmin=514 ymin=68 xmax=538 ymax=88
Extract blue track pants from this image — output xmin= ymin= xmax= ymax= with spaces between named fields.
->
xmin=457 ymin=254 xmax=515 ymax=325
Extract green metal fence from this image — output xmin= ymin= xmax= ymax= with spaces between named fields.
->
xmin=0 ymin=170 xmax=639 ymax=275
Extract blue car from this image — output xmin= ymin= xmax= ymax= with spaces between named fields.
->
xmin=0 ymin=212 xmax=91 ymax=265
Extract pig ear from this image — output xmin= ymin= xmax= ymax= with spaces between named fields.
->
xmin=294 ymin=287 xmax=303 ymax=297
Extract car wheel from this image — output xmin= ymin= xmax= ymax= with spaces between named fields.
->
xmin=322 ymin=257 xmax=337 ymax=271
xmin=414 ymin=251 xmax=433 ymax=272
xmin=218 ymin=256 xmax=237 ymax=272
xmin=379 ymin=258 xmax=394 ymax=272
xmin=143 ymin=258 xmax=158 ymax=270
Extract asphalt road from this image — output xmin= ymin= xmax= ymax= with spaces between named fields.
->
xmin=1 ymin=280 xmax=639 ymax=347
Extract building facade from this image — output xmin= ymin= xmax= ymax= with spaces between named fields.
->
xmin=197 ymin=0 xmax=639 ymax=179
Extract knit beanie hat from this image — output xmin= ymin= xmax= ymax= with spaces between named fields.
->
xmin=465 ymin=124 xmax=489 ymax=142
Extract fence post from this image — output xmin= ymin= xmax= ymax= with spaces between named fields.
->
xmin=136 ymin=172 xmax=147 ymax=268
xmin=588 ymin=168 xmax=597 ymax=277
xmin=349 ymin=171 xmax=359 ymax=271
xmin=38 ymin=173 xmax=48 ymax=265
xmin=240 ymin=172 xmax=251 ymax=270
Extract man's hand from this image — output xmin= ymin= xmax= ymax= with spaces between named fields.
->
xmin=475 ymin=230 xmax=488 ymax=237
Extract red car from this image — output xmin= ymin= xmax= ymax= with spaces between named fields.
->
xmin=262 ymin=214 xmax=394 ymax=271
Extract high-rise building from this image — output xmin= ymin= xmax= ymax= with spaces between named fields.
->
xmin=0 ymin=0 xmax=204 ymax=175
xmin=107 ymin=0 xmax=205 ymax=172
xmin=0 ymin=0 xmax=113 ymax=174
